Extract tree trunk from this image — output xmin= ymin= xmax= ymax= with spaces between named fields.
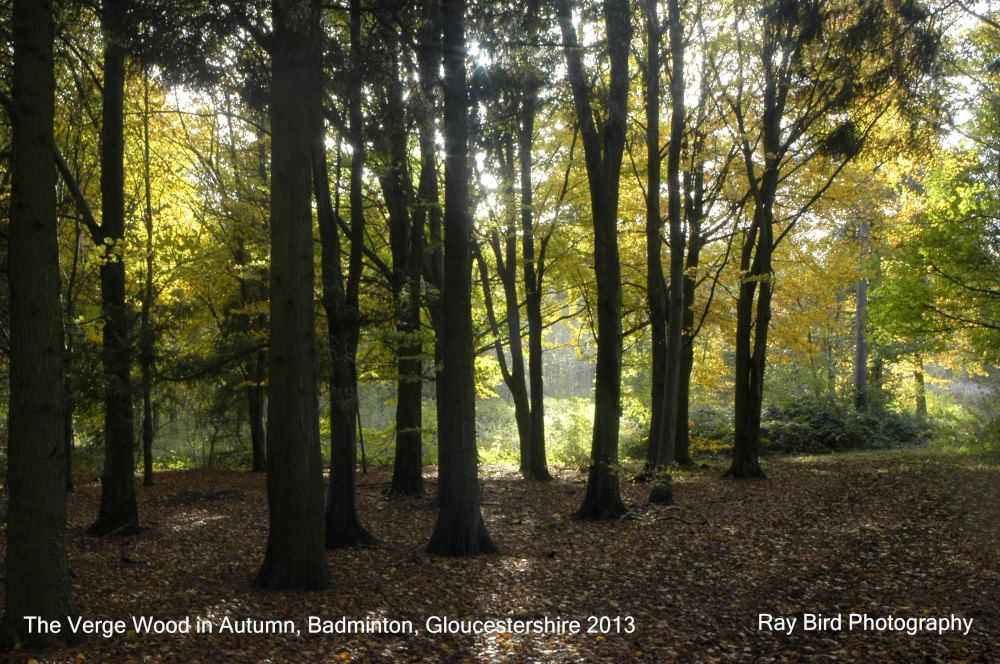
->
xmin=88 ymin=0 xmax=140 ymax=536
xmin=914 ymin=355 xmax=927 ymax=421
xmin=489 ymin=224 xmax=535 ymax=477
xmin=558 ymin=0 xmax=631 ymax=519
xmin=140 ymin=69 xmax=156 ymax=487
xmin=727 ymin=197 xmax=773 ymax=479
xmin=650 ymin=0 xmax=684 ymax=504
xmin=384 ymin=29 xmax=425 ymax=498
xmin=518 ymin=82 xmax=551 ymax=482
xmin=248 ymin=351 xmax=266 ymax=472
xmin=855 ymin=219 xmax=870 ymax=412
xmin=642 ymin=0 xmax=667 ymax=476
xmin=317 ymin=0 xmax=376 ymax=548
xmin=415 ymin=4 xmax=445 ymax=482
xmin=674 ymin=168 xmax=704 ymax=468
xmin=255 ymin=0 xmax=330 ymax=591
xmin=0 ymin=0 xmax=81 ymax=646
xmin=426 ymin=0 xmax=498 ymax=556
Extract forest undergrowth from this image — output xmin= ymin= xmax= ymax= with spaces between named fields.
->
xmin=2 ymin=448 xmax=997 ymax=663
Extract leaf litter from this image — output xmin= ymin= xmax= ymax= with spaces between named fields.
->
xmin=2 ymin=449 xmax=997 ymax=662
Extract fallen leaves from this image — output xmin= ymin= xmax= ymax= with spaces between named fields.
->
xmin=0 ymin=449 xmax=997 ymax=662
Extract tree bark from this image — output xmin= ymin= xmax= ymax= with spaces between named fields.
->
xmin=140 ymin=69 xmax=156 ymax=487
xmin=255 ymin=0 xmax=330 ymax=590
xmin=426 ymin=0 xmax=498 ymax=556
xmin=0 ymin=0 xmax=81 ymax=646
xmin=383 ymin=27 xmax=426 ymax=498
xmin=558 ymin=0 xmax=631 ymax=519
xmin=518 ymin=82 xmax=552 ymax=481
xmin=88 ymin=0 xmax=140 ymax=536
xmin=642 ymin=0 xmax=668 ymax=476
xmin=650 ymin=0 xmax=684 ymax=504
xmin=674 ymin=168 xmax=705 ymax=468
xmin=914 ymin=355 xmax=927 ymax=421
xmin=318 ymin=0 xmax=376 ymax=548
xmin=855 ymin=219 xmax=870 ymax=411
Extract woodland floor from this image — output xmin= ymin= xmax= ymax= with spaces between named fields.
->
xmin=2 ymin=448 xmax=998 ymax=663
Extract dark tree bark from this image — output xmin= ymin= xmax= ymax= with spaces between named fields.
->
xmin=63 ymin=218 xmax=85 ymax=493
xmin=88 ymin=0 xmax=140 ymax=536
xmin=914 ymin=355 xmax=927 ymax=421
xmin=855 ymin=219 xmax=870 ymax=412
xmin=416 ymin=3 xmax=446 ymax=481
xmin=140 ymin=70 xmax=156 ymax=487
xmin=255 ymin=0 xmax=330 ymax=590
xmin=649 ymin=0 xmax=685 ymax=504
xmin=247 ymin=351 xmax=267 ymax=472
xmin=426 ymin=0 xmax=498 ymax=556
xmin=722 ymin=0 xmax=937 ymax=478
xmin=318 ymin=0 xmax=376 ymax=548
xmin=557 ymin=0 xmax=631 ymax=520
xmin=642 ymin=0 xmax=668 ymax=476
xmin=382 ymin=25 xmax=426 ymax=498
xmin=518 ymin=81 xmax=552 ymax=482
xmin=674 ymin=166 xmax=706 ymax=468
xmin=0 ymin=0 xmax=81 ymax=646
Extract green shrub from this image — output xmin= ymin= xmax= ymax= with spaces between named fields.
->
xmin=761 ymin=403 xmax=926 ymax=455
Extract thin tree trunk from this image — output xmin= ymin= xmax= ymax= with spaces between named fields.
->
xmin=855 ymin=219 xmax=870 ymax=412
xmin=643 ymin=0 xmax=667 ymax=476
xmin=558 ymin=0 xmax=631 ymax=520
xmin=518 ymin=81 xmax=551 ymax=481
xmin=383 ymin=27 xmax=425 ymax=498
xmin=674 ymin=169 xmax=704 ymax=468
xmin=914 ymin=355 xmax=927 ymax=421
xmin=140 ymin=69 xmax=156 ymax=487
xmin=248 ymin=351 xmax=266 ymax=472
xmin=415 ymin=4 xmax=445 ymax=481
xmin=650 ymin=0 xmax=684 ymax=504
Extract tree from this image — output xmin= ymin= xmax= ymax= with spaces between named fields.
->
xmin=426 ymin=0 xmax=498 ymax=556
xmin=472 ymin=0 xmax=554 ymax=481
xmin=0 ymin=0 xmax=81 ymax=647
xmin=557 ymin=0 xmax=632 ymax=519
xmin=316 ymin=0 xmax=376 ymax=549
xmin=718 ymin=0 xmax=939 ymax=478
xmin=255 ymin=0 xmax=330 ymax=590
xmin=88 ymin=0 xmax=140 ymax=536
xmin=649 ymin=0 xmax=685 ymax=504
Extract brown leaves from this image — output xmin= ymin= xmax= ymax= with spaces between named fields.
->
xmin=1 ymin=451 xmax=997 ymax=662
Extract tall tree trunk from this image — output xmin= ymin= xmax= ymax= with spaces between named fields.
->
xmin=518 ymin=81 xmax=551 ymax=481
xmin=855 ymin=218 xmax=870 ymax=412
xmin=674 ymin=168 xmax=704 ymax=468
xmin=426 ymin=0 xmax=498 ymax=556
xmin=140 ymin=69 xmax=156 ymax=487
xmin=415 ymin=4 xmax=445 ymax=478
xmin=650 ymin=0 xmax=684 ymax=504
xmin=642 ymin=0 xmax=668 ymax=475
xmin=319 ymin=0 xmax=376 ymax=548
xmin=255 ymin=0 xmax=330 ymax=591
xmin=727 ymin=193 xmax=774 ymax=479
xmin=384 ymin=27 xmax=426 ymax=498
xmin=88 ymin=0 xmax=140 ymax=536
xmin=0 ymin=0 xmax=81 ymax=645
xmin=558 ymin=0 xmax=631 ymax=520
xmin=63 ymin=219 xmax=84 ymax=493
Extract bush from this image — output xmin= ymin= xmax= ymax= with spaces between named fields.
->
xmin=761 ymin=403 xmax=926 ymax=455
